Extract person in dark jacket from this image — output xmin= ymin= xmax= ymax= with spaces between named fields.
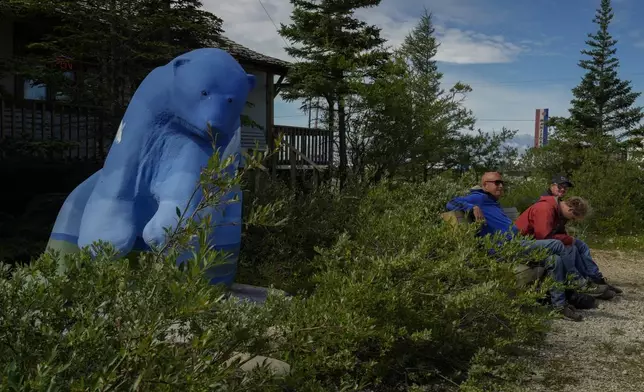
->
xmin=542 ymin=174 xmax=574 ymax=199
xmin=446 ymin=172 xmax=583 ymax=321
xmin=515 ymin=195 xmax=622 ymax=296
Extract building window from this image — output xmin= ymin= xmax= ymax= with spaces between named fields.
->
xmin=22 ymin=71 xmax=76 ymax=101
xmin=55 ymin=71 xmax=75 ymax=101
xmin=23 ymin=80 xmax=47 ymax=100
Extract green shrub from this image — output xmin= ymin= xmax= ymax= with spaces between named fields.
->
xmin=239 ymin=180 xmax=364 ymax=294
xmin=501 ymin=176 xmax=545 ymax=212
xmin=570 ymin=155 xmax=644 ymax=235
xmin=0 ymin=146 xmax=293 ymax=391
xmin=520 ymin=147 xmax=644 ymax=239
xmin=270 ymin=179 xmax=552 ymax=390
xmin=0 ymin=248 xmax=287 ymax=391
xmin=1 ymin=155 xmax=553 ymax=391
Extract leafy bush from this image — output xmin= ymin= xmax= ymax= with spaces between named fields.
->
xmin=0 ymin=248 xmax=287 ymax=391
xmin=1 ymin=152 xmax=554 ymax=391
xmin=239 ymin=180 xmax=364 ymax=294
xmin=0 ymin=142 xmax=294 ymax=390
xmin=569 ymin=154 xmax=644 ymax=235
xmin=501 ymin=176 xmax=545 ymax=212
xmin=518 ymin=146 xmax=644 ymax=239
xmin=269 ymin=179 xmax=552 ymax=390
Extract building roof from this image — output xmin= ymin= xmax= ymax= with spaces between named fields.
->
xmin=218 ymin=36 xmax=290 ymax=75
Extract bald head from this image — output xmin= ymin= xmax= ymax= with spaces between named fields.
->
xmin=481 ymin=172 xmax=502 ymax=186
xmin=480 ymin=171 xmax=504 ymax=199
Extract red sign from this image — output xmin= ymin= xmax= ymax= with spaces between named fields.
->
xmin=54 ymin=55 xmax=73 ymax=70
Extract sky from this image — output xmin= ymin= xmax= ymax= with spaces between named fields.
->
xmin=204 ymin=0 xmax=644 ymax=150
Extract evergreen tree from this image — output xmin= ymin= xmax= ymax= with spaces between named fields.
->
xmin=399 ymin=10 xmax=475 ymax=179
xmin=279 ymin=0 xmax=389 ymax=183
xmin=7 ymin=0 xmax=222 ymax=113
xmin=557 ymin=0 xmax=643 ymax=145
xmin=346 ymin=56 xmax=415 ymax=182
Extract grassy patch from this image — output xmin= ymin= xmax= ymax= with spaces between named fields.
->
xmin=585 ymin=234 xmax=644 ymax=251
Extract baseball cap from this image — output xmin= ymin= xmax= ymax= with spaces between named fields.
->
xmin=552 ymin=174 xmax=574 ymax=188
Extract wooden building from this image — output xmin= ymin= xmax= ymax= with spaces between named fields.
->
xmin=0 ymin=13 xmax=331 ymax=176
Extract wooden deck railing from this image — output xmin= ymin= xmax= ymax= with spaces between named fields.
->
xmin=0 ymin=98 xmax=114 ymax=161
xmin=0 ymin=99 xmax=333 ymax=170
xmin=274 ymin=125 xmax=332 ymax=167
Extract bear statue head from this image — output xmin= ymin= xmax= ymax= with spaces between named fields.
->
xmin=171 ymin=48 xmax=256 ymax=143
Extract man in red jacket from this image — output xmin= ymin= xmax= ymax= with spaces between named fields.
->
xmin=515 ymin=195 xmax=621 ymax=297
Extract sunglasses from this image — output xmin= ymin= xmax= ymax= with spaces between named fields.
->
xmin=484 ymin=180 xmax=505 ymax=186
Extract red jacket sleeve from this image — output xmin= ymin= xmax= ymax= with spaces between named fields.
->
xmin=529 ymin=203 xmax=557 ymax=240
xmin=529 ymin=203 xmax=574 ymax=245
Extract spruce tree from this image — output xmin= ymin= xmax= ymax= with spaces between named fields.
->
xmin=279 ymin=0 xmax=389 ymax=183
xmin=8 ymin=0 xmax=222 ymax=111
xmin=565 ymin=0 xmax=643 ymax=144
xmin=399 ymin=10 xmax=475 ymax=178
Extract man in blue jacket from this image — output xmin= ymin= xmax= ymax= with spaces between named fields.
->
xmin=447 ymin=172 xmax=519 ymax=239
xmin=446 ymin=172 xmax=585 ymax=321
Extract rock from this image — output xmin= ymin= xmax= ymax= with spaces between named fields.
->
xmin=225 ymin=353 xmax=291 ymax=375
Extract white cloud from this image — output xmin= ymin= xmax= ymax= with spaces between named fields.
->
xmin=205 ymin=0 xmax=526 ymax=64
xmin=435 ymin=28 xmax=523 ymax=63
xmin=204 ymin=0 xmax=567 ymax=149
xmin=204 ymin=0 xmax=292 ymax=61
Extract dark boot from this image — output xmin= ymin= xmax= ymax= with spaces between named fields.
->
xmin=557 ymin=304 xmax=583 ymax=321
xmin=594 ymin=277 xmax=623 ymax=295
xmin=568 ymin=292 xmax=597 ymax=309
xmin=581 ymin=282 xmax=611 ymax=297
xmin=596 ymin=289 xmax=616 ymax=300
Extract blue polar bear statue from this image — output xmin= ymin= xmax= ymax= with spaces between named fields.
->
xmin=46 ymin=48 xmax=255 ymax=287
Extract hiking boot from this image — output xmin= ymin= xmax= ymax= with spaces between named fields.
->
xmin=557 ymin=304 xmax=583 ymax=321
xmin=596 ymin=289 xmax=616 ymax=300
xmin=580 ymin=282 xmax=611 ymax=297
xmin=594 ymin=277 xmax=623 ymax=295
xmin=568 ymin=292 xmax=597 ymax=309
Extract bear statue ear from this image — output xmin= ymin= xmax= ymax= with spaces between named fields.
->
xmin=173 ymin=58 xmax=190 ymax=75
xmin=246 ymin=74 xmax=256 ymax=92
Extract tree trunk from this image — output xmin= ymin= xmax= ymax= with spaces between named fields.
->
xmin=371 ymin=168 xmax=383 ymax=184
xmin=338 ymin=95 xmax=347 ymax=188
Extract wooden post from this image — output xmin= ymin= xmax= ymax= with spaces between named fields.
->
xmin=301 ymin=128 xmax=308 ymax=162
xmin=40 ymin=102 xmax=45 ymax=140
xmin=21 ymin=105 xmax=25 ymax=139
xmin=290 ymin=147 xmax=296 ymax=188
xmin=289 ymin=131 xmax=297 ymax=188
xmin=31 ymin=100 xmax=36 ymax=140
xmin=312 ymin=168 xmax=319 ymax=189
xmin=11 ymin=101 xmax=15 ymax=137
xmin=265 ymin=72 xmax=276 ymax=179
xmin=327 ymin=127 xmax=333 ymax=168
xmin=0 ymin=99 xmax=4 ymax=138
xmin=254 ymin=169 xmax=261 ymax=192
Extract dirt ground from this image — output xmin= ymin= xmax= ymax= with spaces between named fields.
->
xmin=526 ymin=250 xmax=644 ymax=391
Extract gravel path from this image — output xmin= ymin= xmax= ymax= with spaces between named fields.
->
xmin=526 ymin=250 xmax=644 ymax=391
